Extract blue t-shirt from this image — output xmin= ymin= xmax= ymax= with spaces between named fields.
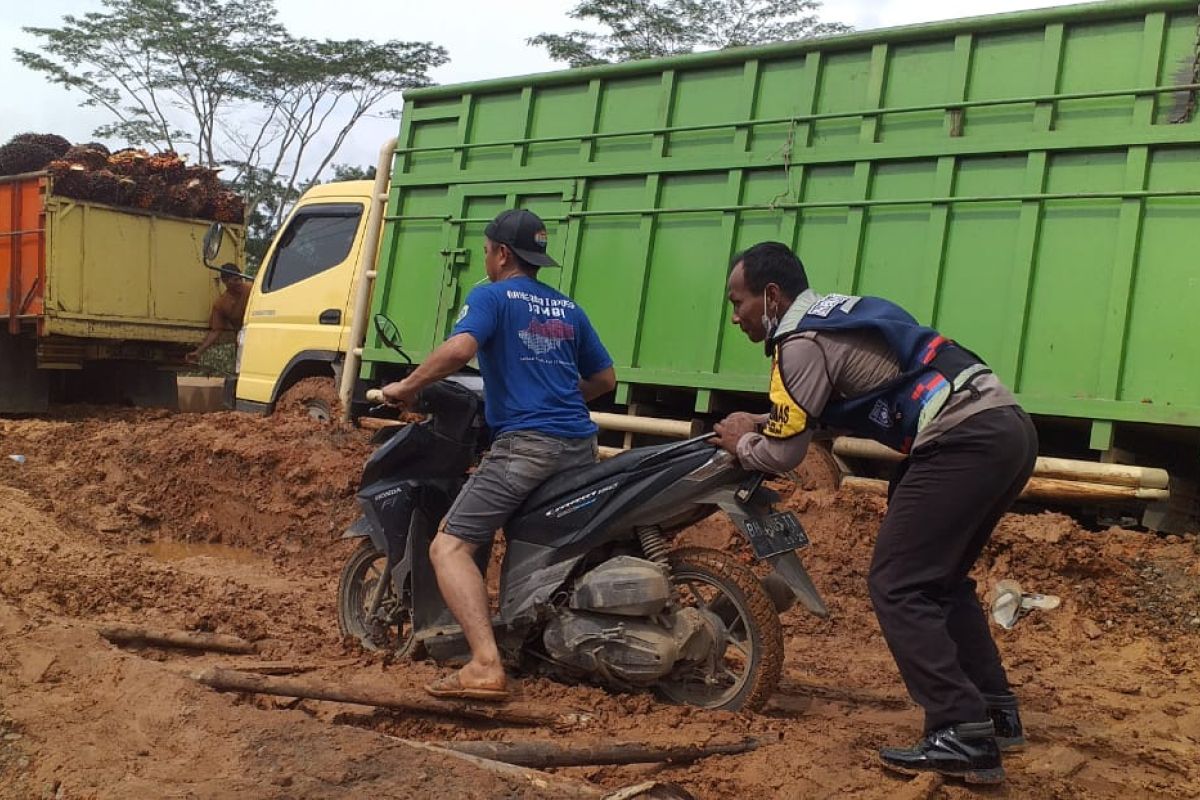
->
xmin=451 ymin=276 xmax=612 ymax=438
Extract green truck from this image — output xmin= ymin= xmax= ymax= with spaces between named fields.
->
xmin=239 ymin=0 xmax=1200 ymax=519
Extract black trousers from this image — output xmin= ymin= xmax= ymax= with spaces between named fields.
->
xmin=868 ymin=405 xmax=1038 ymax=732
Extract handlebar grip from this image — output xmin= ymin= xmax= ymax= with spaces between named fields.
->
xmin=365 ymin=389 xmax=385 ymax=403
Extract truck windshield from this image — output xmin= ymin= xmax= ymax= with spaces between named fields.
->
xmin=264 ymin=203 xmax=363 ymax=292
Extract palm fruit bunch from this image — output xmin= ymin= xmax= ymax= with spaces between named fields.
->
xmin=45 ymin=160 xmax=90 ymax=198
xmin=128 ymin=175 xmax=168 ymax=211
xmin=10 ymin=133 xmax=72 ymax=158
xmin=84 ymin=170 xmax=127 ymax=205
xmin=164 ymin=178 xmax=207 ymax=218
xmin=108 ymin=148 xmax=150 ymax=176
xmin=62 ymin=144 xmax=111 ymax=170
xmin=145 ymin=150 xmax=186 ymax=180
xmin=0 ymin=140 xmax=56 ymax=176
xmin=6 ymin=134 xmax=245 ymax=223
xmin=211 ymin=192 xmax=246 ymax=223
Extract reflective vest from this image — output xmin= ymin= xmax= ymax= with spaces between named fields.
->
xmin=765 ymin=294 xmax=989 ymax=454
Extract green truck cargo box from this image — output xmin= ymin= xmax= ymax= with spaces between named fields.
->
xmin=365 ymin=0 xmax=1200 ymax=461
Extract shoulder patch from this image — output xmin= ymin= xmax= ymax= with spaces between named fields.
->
xmin=455 ymin=304 xmax=470 ymax=324
xmin=806 ymin=294 xmax=861 ymax=318
xmin=868 ymin=399 xmax=894 ymax=428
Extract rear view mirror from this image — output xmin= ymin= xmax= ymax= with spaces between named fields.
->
xmin=203 ymin=223 xmax=225 ymax=264
xmin=374 ymin=313 xmax=412 ymax=364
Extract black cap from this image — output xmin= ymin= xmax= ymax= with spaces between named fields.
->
xmin=484 ymin=209 xmax=558 ymax=268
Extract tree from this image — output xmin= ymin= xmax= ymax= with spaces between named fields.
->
xmin=331 ymin=164 xmax=378 ymax=182
xmin=529 ymin=0 xmax=850 ymax=67
xmin=15 ymin=0 xmax=446 ymax=232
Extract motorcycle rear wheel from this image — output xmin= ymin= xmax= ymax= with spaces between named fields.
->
xmin=337 ymin=540 xmax=420 ymax=658
xmin=657 ymin=547 xmax=784 ymax=713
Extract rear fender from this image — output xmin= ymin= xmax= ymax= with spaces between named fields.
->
xmin=702 ymin=486 xmax=830 ymax=619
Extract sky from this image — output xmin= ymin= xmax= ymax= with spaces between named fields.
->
xmin=0 ymin=0 xmax=1082 ymax=175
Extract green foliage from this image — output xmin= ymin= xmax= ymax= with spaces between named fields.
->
xmin=529 ymin=0 xmax=850 ymax=67
xmin=331 ymin=164 xmax=377 ymax=182
xmin=16 ymin=0 xmax=447 ymax=242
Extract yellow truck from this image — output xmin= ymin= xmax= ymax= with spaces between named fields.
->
xmin=1 ymin=172 xmax=245 ymax=412
xmin=229 ymin=179 xmax=378 ymax=420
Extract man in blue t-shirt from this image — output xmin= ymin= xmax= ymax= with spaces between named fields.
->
xmin=380 ymin=208 xmax=615 ymax=701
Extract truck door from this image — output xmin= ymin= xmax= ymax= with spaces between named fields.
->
xmin=237 ymin=200 xmax=365 ymax=405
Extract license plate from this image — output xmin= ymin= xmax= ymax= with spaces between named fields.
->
xmin=736 ymin=512 xmax=810 ymax=559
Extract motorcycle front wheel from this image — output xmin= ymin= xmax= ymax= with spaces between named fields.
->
xmin=336 ymin=540 xmax=420 ymax=658
xmin=657 ymin=547 xmax=784 ymax=713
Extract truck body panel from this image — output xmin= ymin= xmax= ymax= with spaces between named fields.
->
xmin=363 ymin=0 xmax=1200 ymax=438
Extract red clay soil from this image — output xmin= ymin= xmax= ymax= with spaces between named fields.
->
xmin=1 ymin=408 xmax=1198 ymax=799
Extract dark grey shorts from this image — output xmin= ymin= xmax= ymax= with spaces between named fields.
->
xmin=443 ymin=430 xmax=598 ymax=546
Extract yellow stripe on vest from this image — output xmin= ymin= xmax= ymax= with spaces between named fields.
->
xmin=763 ymin=355 xmax=808 ymax=439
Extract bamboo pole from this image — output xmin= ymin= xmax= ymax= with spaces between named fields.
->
xmin=191 ymin=667 xmax=564 ymax=727
xmin=590 ymin=412 xmax=693 ymax=438
xmin=99 ymin=626 xmax=256 ymax=654
xmin=840 ymin=475 xmax=1170 ymax=504
xmin=432 ymin=737 xmax=759 ymax=768
xmin=831 ymin=437 xmax=1170 ymax=489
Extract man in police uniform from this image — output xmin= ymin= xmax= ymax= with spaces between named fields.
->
xmin=711 ymin=241 xmax=1036 ymax=784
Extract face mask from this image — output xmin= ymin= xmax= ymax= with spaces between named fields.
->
xmin=760 ymin=289 xmax=779 ymax=339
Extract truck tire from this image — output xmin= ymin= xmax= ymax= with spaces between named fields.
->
xmin=277 ymin=376 xmax=341 ymax=422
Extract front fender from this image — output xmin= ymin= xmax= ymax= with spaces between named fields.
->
xmin=341 ymin=515 xmax=375 ymax=540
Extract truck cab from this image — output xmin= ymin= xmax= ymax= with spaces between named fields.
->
xmin=233 ymin=180 xmax=373 ymax=418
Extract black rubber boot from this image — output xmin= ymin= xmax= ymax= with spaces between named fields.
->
xmin=878 ymin=721 xmax=1005 ymax=784
xmin=984 ymin=692 xmax=1025 ymax=750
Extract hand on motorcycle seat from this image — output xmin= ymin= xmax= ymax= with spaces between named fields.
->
xmin=710 ymin=412 xmax=760 ymax=454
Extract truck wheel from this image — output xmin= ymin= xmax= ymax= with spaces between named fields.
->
xmin=277 ymin=376 xmax=340 ymax=422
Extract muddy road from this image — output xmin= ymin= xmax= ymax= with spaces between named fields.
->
xmin=1 ymin=409 xmax=1198 ymax=799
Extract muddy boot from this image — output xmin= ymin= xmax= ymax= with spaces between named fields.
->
xmin=878 ymin=721 xmax=1005 ymax=784
xmin=983 ymin=692 xmax=1025 ymax=750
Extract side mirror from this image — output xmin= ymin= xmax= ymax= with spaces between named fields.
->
xmin=203 ymin=223 xmax=225 ymax=265
xmin=373 ymin=313 xmax=412 ymax=364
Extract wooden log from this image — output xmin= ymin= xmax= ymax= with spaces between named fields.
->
xmin=99 ymin=626 xmax=256 ymax=654
xmin=840 ymin=475 xmax=1170 ymax=504
xmin=191 ymin=667 xmax=562 ymax=727
xmin=357 ymin=416 xmax=404 ymax=431
xmin=832 ymin=437 xmax=1170 ymax=489
xmin=396 ymin=738 xmax=604 ymax=798
xmin=433 ymin=737 xmax=759 ymax=768
xmin=1021 ymin=477 xmax=1169 ymax=503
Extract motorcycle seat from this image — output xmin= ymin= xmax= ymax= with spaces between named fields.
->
xmin=519 ymin=441 xmax=682 ymax=511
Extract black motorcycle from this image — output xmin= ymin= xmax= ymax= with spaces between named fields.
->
xmin=338 ymin=331 xmax=827 ymax=712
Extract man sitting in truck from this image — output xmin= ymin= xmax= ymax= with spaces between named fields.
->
xmin=710 ymin=241 xmax=1035 ymax=784
xmin=187 ymin=265 xmax=251 ymax=364
xmin=379 ymin=209 xmax=616 ymax=701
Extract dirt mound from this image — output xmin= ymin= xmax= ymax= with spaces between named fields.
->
xmin=1 ymin=408 xmax=372 ymax=574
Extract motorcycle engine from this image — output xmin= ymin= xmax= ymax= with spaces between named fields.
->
xmin=542 ymin=557 xmax=721 ymax=686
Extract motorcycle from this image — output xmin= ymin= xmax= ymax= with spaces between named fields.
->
xmin=337 ymin=320 xmax=828 ymax=712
